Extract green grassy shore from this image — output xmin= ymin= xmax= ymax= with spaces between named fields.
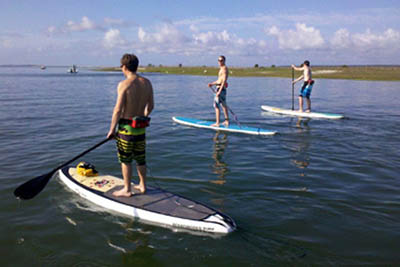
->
xmin=96 ymin=65 xmax=400 ymax=81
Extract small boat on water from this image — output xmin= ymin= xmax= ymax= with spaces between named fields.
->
xmin=68 ymin=65 xmax=78 ymax=73
xmin=40 ymin=65 xmax=46 ymax=70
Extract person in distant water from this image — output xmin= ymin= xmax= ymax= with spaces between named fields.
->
xmin=292 ymin=60 xmax=314 ymax=112
xmin=208 ymin=55 xmax=229 ymax=127
xmin=107 ymin=53 xmax=154 ymax=196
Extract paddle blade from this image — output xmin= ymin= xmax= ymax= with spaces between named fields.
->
xmin=14 ymin=171 xmax=55 ymax=200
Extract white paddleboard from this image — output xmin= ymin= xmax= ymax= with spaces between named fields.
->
xmin=59 ymin=167 xmax=236 ymax=234
xmin=172 ymin=116 xmax=277 ymax=135
xmin=261 ymin=105 xmax=344 ymax=119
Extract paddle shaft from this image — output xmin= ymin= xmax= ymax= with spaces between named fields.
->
xmin=14 ymin=137 xmax=111 ymax=200
xmin=208 ymin=86 xmax=241 ymax=127
xmin=53 ymin=137 xmax=111 ymax=171
xmin=292 ymin=68 xmax=294 ymax=110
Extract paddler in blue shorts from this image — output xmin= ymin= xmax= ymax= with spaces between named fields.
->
xmin=208 ymin=55 xmax=229 ymax=127
xmin=107 ymin=53 xmax=154 ymax=196
xmin=292 ymin=60 xmax=314 ymax=112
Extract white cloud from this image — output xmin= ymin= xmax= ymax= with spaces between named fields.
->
xmin=133 ymin=23 xmax=269 ymax=58
xmin=138 ymin=23 xmax=189 ymax=44
xmin=138 ymin=27 xmax=147 ymax=42
xmin=331 ymin=28 xmax=400 ymax=51
xmin=331 ymin=28 xmax=351 ymax=48
xmin=189 ymin=24 xmax=199 ymax=33
xmin=103 ymin=29 xmax=126 ymax=49
xmin=267 ymin=23 xmax=325 ymax=50
xmin=66 ymin=16 xmax=97 ymax=32
xmin=193 ymin=30 xmax=231 ymax=45
xmin=47 ymin=16 xmax=103 ymax=34
xmin=353 ymin=28 xmax=400 ymax=48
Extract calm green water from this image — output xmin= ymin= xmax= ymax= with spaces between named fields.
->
xmin=1 ymin=66 xmax=399 ymax=266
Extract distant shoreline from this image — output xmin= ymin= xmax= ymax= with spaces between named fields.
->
xmin=94 ymin=65 xmax=400 ymax=81
xmin=1 ymin=64 xmax=399 ymax=81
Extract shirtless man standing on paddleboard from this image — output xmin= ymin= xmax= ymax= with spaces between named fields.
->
xmin=292 ymin=60 xmax=314 ymax=112
xmin=208 ymin=55 xmax=229 ymax=127
xmin=107 ymin=53 xmax=154 ymax=196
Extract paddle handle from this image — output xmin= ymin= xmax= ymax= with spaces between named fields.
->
xmin=291 ymin=68 xmax=294 ymax=110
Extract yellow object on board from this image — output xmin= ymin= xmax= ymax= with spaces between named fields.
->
xmin=76 ymin=162 xmax=98 ymax=177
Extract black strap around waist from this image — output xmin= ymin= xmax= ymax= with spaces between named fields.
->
xmin=119 ymin=118 xmax=132 ymax=124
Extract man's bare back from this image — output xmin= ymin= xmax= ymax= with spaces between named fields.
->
xmin=119 ymin=75 xmax=154 ymax=119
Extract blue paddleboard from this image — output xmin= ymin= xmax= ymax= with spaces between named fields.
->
xmin=172 ymin=116 xmax=277 ymax=135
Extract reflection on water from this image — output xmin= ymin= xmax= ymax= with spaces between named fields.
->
xmin=291 ymin=118 xmax=311 ymax=176
xmin=210 ymin=132 xmax=229 ymax=184
xmin=295 ymin=117 xmax=311 ymax=129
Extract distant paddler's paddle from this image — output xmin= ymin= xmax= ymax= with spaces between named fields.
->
xmin=208 ymin=85 xmax=241 ymax=128
xmin=291 ymin=67 xmax=295 ymax=110
xmin=14 ymin=137 xmax=111 ymax=200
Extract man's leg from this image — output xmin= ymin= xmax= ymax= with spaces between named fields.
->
xmin=222 ymin=105 xmax=229 ymax=126
xmin=133 ymin=165 xmax=146 ymax=193
xmin=298 ymin=96 xmax=304 ymax=112
xmin=306 ymin=97 xmax=311 ymax=112
xmin=113 ymin=162 xmax=133 ymax=197
xmin=212 ymin=107 xmax=220 ymax=126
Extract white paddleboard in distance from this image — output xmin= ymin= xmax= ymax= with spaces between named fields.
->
xmin=261 ymin=105 xmax=344 ymax=119
xmin=58 ymin=167 xmax=236 ymax=234
xmin=172 ymin=116 xmax=277 ymax=135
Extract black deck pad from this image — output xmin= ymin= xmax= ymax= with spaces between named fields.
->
xmin=104 ymin=185 xmax=216 ymax=220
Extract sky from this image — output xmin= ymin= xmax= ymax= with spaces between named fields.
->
xmin=1 ymin=0 xmax=400 ymax=67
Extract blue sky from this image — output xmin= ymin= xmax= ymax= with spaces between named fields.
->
xmin=1 ymin=0 xmax=399 ymax=66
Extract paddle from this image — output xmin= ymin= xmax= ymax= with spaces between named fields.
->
xmin=208 ymin=85 xmax=241 ymax=128
xmin=291 ymin=67 xmax=295 ymax=110
xmin=14 ymin=137 xmax=111 ymax=200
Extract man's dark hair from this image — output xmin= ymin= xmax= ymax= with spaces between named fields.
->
xmin=303 ymin=60 xmax=310 ymax=66
xmin=219 ymin=55 xmax=226 ymax=62
xmin=120 ymin=53 xmax=139 ymax=72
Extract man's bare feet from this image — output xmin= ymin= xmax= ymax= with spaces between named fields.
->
xmin=211 ymin=122 xmax=220 ymax=127
xmin=112 ymin=187 xmax=132 ymax=197
xmin=133 ymin=184 xmax=146 ymax=194
xmin=305 ymin=109 xmax=311 ymax=113
xmin=223 ymin=120 xmax=229 ymax=127
xmin=298 ymin=109 xmax=304 ymax=112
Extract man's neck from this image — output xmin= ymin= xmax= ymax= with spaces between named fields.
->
xmin=124 ymin=70 xmax=137 ymax=79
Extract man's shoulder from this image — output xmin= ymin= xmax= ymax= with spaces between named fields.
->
xmin=220 ymin=65 xmax=228 ymax=73
xmin=118 ymin=78 xmax=132 ymax=89
xmin=137 ymin=75 xmax=151 ymax=83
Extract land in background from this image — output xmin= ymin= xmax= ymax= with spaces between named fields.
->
xmin=96 ymin=65 xmax=400 ymax=81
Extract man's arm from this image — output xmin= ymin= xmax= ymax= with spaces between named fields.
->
xmin=291 ymin=64 xmax=304 ymax=71
xmin=144 ymin=82 xmax=154 ymax=117
xmin=208 ymin=80 xmax=219 ymax=88
xmin=291 ymin=64 xmax=304 ymax=84
xmin=293 ymin=74 xmax=304 ymax=84
xmin=107 ymin=82 xmax=126 ymax=138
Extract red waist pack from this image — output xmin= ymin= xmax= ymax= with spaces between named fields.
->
xmin=131 ymin=116 xmax=151 ymax=128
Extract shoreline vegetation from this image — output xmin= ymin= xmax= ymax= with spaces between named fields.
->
xmin=95 ymin=65 xmax=400 ymax=81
